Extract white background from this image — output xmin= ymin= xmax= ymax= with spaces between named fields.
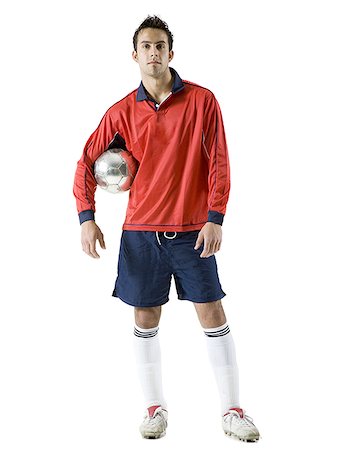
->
xmin=1 ymin=0 xmax=337 ymax=448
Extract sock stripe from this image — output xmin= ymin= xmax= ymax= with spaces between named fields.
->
xmin=204 ymin=325 xmax=230 ymax=338
xmin=134 ymin=327 xmax=159 ymax=338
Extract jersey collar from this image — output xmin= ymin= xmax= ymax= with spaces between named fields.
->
xmin=136 ymin=67 xmax=185 ymax=102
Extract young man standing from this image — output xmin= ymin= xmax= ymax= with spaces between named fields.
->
xmin=73 ymin=15 xmax=260 ymax=442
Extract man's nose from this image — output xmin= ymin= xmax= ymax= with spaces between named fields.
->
xmin=150 ymin=45 xmax=159 ymax=56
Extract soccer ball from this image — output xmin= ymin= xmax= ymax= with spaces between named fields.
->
xmin=94 ymin=148 xmax=139 ymax=193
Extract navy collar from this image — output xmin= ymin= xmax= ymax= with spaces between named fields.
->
xmin=136 ymin=67 xmax=184 ymax=102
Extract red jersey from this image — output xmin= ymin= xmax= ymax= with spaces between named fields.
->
xmin=73 ymin=67 xmax=230 ymax=232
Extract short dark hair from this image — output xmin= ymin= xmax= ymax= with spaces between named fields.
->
xmin=133 ymin=15 xmax=174 ymax=52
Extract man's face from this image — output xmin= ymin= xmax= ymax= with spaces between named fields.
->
xmin=132 ymin=28 xmax=174 ymax=78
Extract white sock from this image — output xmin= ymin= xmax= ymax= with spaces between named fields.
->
xmin=133 ymin=324 xmax=167 ymax=410
xmin=203 ymin=322 xmax=240 ymax=415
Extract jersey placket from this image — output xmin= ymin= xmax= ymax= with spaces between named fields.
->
xmin=147 ymin=92 xmax=173 ymax=111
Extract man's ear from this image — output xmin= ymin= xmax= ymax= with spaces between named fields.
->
xmin=169 ymin=50 xmax=174 ymax=61
xmin=132 ymin=50 xmax=138 ymax=62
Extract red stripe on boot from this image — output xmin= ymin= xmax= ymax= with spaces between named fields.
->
xmin=147 ymin=405 xmax=161 ymax=417
xmin=224 ymin=407 xmax=244 ymax=418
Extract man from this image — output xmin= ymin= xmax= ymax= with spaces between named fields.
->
xmin=73 ymin=15 xmax=260 ymax=442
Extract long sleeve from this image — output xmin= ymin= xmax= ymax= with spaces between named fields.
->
xmin=73 ymin=109 xmax=117 ymax=224
xmin=202 ymin=93 xmax=231 ymax=226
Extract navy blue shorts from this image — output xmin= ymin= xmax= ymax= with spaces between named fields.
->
xmin=112 ymin=230 xmax=226 ymax=307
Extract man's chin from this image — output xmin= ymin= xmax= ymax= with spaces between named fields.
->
xmin=145 ymin=66 xmax=164 ymax=77
xmin=148 ymin=64 xmax=161 ymax=71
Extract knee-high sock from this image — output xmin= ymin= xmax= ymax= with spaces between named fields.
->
xmin=203 ymin=322 xmax=240 ymax=415
xmin=133 ymin=324 xmax=167 ymax=410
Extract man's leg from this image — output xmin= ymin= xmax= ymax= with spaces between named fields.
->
xmin=193 ymin=300 xmax=240 ymax=415
xmin=193 ymin=298 xmax=227 ymax=328
xmin=134 ymin=305 xmax=162 ymax=329
xmin=134 ymin=305 xmax=167 ymax=411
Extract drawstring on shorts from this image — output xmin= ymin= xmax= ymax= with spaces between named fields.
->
xmin=156 ymin=231 xmax=177 ymax=246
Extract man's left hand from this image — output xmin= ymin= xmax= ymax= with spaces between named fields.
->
xmin=194 ymin=222 xmax=222 ymax=258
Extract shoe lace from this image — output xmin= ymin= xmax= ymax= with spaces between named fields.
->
xmin=145 ymin=408 xmax=167 ymax=422
xmin=228 ymin=410 xmax=254 ymax=428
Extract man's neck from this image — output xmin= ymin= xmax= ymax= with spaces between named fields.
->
xmin=141 ymin=68 xmax=174 ymax=103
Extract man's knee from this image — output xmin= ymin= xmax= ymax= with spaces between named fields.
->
xmin=193 ymin=299 xmax=226 ymax=328
xmin=134 ymin=306 xmax=162 ymax=328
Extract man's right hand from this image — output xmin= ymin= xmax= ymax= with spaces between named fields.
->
xmin=81 ymin=220 xmax=106 ymax=259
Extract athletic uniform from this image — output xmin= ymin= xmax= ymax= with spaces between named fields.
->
xmin=73 ymin=67 xmax=260 ymax=440
xmin=73 ymin=67 xmax=230 ymax=306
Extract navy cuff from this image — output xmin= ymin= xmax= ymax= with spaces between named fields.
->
xmin=207 ymin=210 xmax=224 ymax=225
xmin=79 ymin=210 xmax=95 ymax=225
